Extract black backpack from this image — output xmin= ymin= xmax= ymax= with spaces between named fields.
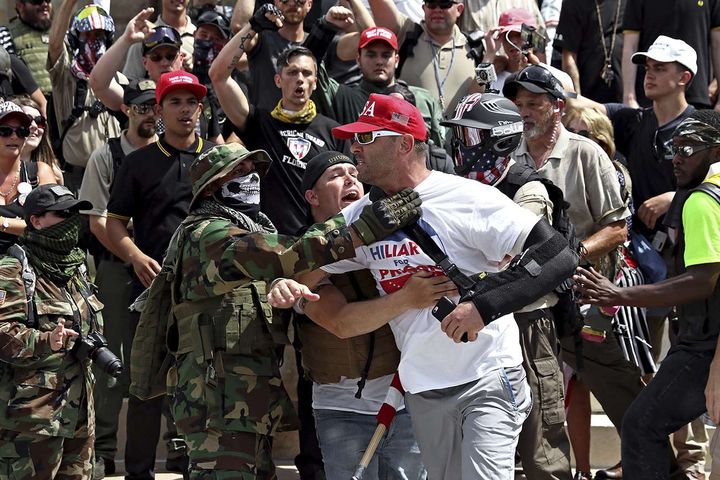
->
xmin=496 ymin=162 xmax=584 ymax=339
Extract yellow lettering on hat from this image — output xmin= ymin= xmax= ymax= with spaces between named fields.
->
xmin=361 ymin=101 xmax=376 ymax=117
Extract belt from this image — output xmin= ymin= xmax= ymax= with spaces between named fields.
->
xmin=514 ymin=309 xmax=550 ymax=323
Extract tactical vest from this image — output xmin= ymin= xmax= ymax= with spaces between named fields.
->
xmin=295 ymin=269 xmax=400 ymax=385
xmin=673 ymin=182 xmax=720 ymax=350
xmin=8 ymin=18 xmax=51 ymax=94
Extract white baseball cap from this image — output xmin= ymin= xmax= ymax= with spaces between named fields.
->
xmin=631 ymin=35 xmax=697 ymax=75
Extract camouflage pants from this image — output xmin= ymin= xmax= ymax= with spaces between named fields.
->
xmin=169 ymin=353 xmax=295 ymax=479
xmin=0 ymin=432 xmax=94 ymax=480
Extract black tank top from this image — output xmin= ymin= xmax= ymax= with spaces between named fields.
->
xmin=0 ymin=161 xmax=38 ymax=254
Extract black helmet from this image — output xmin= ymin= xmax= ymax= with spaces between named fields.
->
xmin=441 ymin=93 xmax=523 ymax=176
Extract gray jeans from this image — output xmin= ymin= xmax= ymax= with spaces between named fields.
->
xmin=405 ymin=366 xmax=532 ymax=480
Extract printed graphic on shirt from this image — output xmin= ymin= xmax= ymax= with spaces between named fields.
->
xmin=279 ymin=129 xmax=327 ymax=169
xmin=371 ymin=219 xmax=446 ymax=294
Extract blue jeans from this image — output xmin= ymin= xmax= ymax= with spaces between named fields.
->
xmin=622 ymin=347 xmax=714 ymax=479
xmin=314 ymin=408 xmax=427 ymax=480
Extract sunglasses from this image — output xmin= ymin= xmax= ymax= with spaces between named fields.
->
xmin=144 ymin=27 xmax=182 ymax=51
xmin=278 ymin=0 xmax=308 ymax=4
xmin=23 ymin=0 xmax=51 ymax=4
xmin=147 ymin=51 xmax=179 ymax=62
xmin=53 ymin=209 xmax=75 ymax=219
xmin=566 ymin=127 xmax=591 ymax=138
xmin=671 ymin=144 xmax=717 ymax=158
xmin=424 ymin=0 xmax=457 ymax=8
xmin=0 ymin=125 xmax=30 ymax=138
xmin=354 ymin=130 xmax=403 ymax=145
xmin=31 ymin=115 xmax=46 ymax=129
xmin=130 ymin=103 xmax=156 ymax=115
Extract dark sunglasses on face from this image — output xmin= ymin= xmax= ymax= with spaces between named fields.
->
xmin=0 ymin=125 xmax=30 ymax=138
xmin=566 ymin=127 xmax=591 ymax=138
xmin=130 ymin=103 xmax=156 ymax=115
xmin=671 ymin=143 xmax=717 ymax=158
xmin=148 ymin=51 xmax=179 ymax=62
xmin=53 ymin=209 xmax=75 ymax=219
xmin=424 ymin=0 xmax=456 ymax=8
xmin=31 ymin=115 xmax=46 ymax=129
xmin=278 ymin=0 xmax=308 ymax=5
xmin=23 ymin=0 xmax=51 ymax=5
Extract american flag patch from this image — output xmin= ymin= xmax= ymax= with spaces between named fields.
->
xmin=391 ymin=112 xmax=409 ymax=125
xmin=0 ymin=290 xmax=6 ymax=305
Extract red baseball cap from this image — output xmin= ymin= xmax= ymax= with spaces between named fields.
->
xmin=155 ymin=71 xmax=208 ymax=103
xmin=358 ymin=27 xmax=399 ymax=51
xmin=332 ymin=93 xmax=428 ymax=142
xmin=498 ymin=8 xmax=536 ymax=33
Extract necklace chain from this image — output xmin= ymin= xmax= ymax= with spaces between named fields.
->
xmin=0 ymin=163 xmax=20 ymax=198
xmin=595 ymin=0 xmax=623 ymax=85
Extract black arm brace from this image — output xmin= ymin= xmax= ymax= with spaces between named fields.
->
xmin=465 ymin=219 xmax=579 ymax=323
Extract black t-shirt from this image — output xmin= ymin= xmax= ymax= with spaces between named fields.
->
xmin=237 ymin=107 xmax=350 ymax=235
xmin=623 ymin=0 xmax=720 ymax=109
xmin=247 ymin=31 xmax=306 ymax=112
xmin=0 ymin=54 xmax=39 ymax=98
xmin=106 ymin=135 xmax=214 ymax=266
xmin=555 ymin=0 xmax=624 ymax=103
xmin=324 ymin=36 xmax=362 ymax=87
xmin=607 ymin=102 xmax=694 ymax=236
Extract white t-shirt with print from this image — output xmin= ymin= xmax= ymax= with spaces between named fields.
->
xmin=322 ymin=171 xmax=539 ymax=394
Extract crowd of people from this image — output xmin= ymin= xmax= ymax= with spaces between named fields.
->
xmin=0 ymin=0 xmax=718 ymax=480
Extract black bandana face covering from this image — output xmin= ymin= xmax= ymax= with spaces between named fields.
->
xmin=213 ymin=171 xmax=261 ymax=218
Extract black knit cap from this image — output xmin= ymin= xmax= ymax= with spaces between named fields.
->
xmin=301 ymin=151 xmax=355 ymax=193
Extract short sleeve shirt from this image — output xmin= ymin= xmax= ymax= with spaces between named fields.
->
xmin=683 ymin=175 xmax=720 ymax=267
xmin=79 ymin=132 xmax=139 ymax=217
xmin=107 ymin=135 xmax=213 ymax=264
xmin=512 ymin=127 xmax=630 ymax=240
xmin=47 ymin=46 xmax=121 ymax=168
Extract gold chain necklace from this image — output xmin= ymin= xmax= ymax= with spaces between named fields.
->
xmin=0 ymin=163 xmax=20 ymax=198
xmin=595 ymin=0 xmax=623 ymax=86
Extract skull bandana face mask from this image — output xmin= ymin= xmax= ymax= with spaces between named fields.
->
xmin=213 ymin=171 xmax=261 ymax=218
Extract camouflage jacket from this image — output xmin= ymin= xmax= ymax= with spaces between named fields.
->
xmin=0 ymin=255 xmax=102 ymax=438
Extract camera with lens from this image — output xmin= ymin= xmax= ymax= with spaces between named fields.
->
xmin=475 ymin=63 xmax=498 ymax=87
xmin=88 ymin=100 xmax=107 ymax=119
xmin=72 ymin=331 xmax=123 ymax=378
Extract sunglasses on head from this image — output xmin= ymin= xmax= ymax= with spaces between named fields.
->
xmin=144 ymin=27 xmax=182 ymax=51
xmin=424 ymin=0 xmax=457 ymax=9
xmin=671 ymin=143 xmax=717 ymax=158
xmin=354 ymin=130 xmax=403 ymax=145
xmin=148 ymin=51 xmax=179 ymax=62
xmin=0 ymin=125 xmax=30 ymax=138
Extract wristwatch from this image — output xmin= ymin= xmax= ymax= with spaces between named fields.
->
xmin=1 ymin=217 xmax=9 ymax=232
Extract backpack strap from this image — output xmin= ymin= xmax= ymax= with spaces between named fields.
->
xmin=107 ymin=137 xmax=125 ymax=193
xmin=6 ymin=244 xmax=37 ymax=328
xmin=693 ymin=182 xmax=720 ymax=204
xmin=396 ymin=23 xmax=424 ymax=78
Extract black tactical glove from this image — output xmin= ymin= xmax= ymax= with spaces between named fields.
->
xmin=249 ymin=4 xmax=283 ymax=33
xmin=351 ymin=188 xmax=422 ymax=245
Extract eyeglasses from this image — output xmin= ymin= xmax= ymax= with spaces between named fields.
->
xmin=278 ymin=0 xmax=308 ymax=4
xmin=147 ymin=51 xmax=179 ymax=62
xmin=424 ymin=0 xmax=457 ymax=9
xmin=671 ymin=143 xmax=717 ymax=158
xmin=130 ymin=103 xmax=155 ymax=115
xmin=23 ymin=0 xmax=51 ymax=5
xmin=30 ymin=115 xmax=46 ymax=129
xmin=353 ymin=130 xmax=403 ymax=145
xmin=0 ymin=125 xmax=30 ymax=138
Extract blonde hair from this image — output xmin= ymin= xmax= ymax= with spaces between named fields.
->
xmin=563 ymin=107 xmax=616 ymax=158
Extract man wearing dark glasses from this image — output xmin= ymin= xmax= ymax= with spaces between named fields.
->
xmin=505 ymin=65 xmax=648 ymax=476
xmin=47 ymin=0 xmax=121 ymax=192
xmin=575 ymin=110 xmax=720 ymax=480
xmin=78 ymin=79 xmax=159 ymax=480
xmin=368 ymin=0 xmax=477 ymax=116
xmin=123 ymin=0 xmax=196 ymax=81
xmin=571 ymin=35 xmax=708 ymax=480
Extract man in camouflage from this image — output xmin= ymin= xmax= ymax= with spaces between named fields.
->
xmin=0 ymin=184 xmax=108 ymax=480
xmin=139 ymin=143 xmax=422 ymax=479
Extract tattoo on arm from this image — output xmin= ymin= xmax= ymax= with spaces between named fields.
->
xmin=228 ymin=32 xmax=254 ymax=70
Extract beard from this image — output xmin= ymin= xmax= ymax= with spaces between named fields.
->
xmin=137 ymin=122 xmax=157 ymax=139
xmin=525 ymin=107 xmax=556 ymax=140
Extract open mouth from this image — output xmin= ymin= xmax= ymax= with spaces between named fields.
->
xmin=294 ymin=86 xmax=305 ymax=96
xmin=342 ymin=191 xmax=360 ymax=202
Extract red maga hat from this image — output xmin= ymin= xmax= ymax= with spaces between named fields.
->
xmin=155 ymin=71 xmax=208 ymax=103
xmin=358 ymin=27 xmax=399 ymax=50
xmin=332 ymin=93 xmax=428 ymax=142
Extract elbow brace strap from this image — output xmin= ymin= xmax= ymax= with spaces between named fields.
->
xmin=466 ymin=220 xmax=579 ymax=323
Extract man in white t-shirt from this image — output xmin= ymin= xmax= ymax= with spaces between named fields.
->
xmin=268 ymin=93 xmax=579 ymax=479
